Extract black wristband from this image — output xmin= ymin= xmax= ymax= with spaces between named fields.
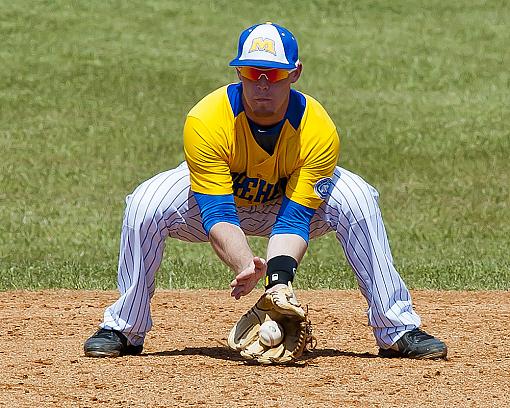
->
xmin=264 ymin=255 xmax=298 ymax=289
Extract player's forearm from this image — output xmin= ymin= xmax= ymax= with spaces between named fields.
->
xmin=267 ymin=233 xmax=308 ymax=263
xmin=208 ymin=222 xmax=254 ymax=274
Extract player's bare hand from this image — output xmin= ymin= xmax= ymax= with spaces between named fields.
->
xmin=230 ymin=257 xmax=267 ymax=300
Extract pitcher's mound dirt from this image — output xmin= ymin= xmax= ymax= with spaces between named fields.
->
xmin=0 ymin=290 xmax=509 ymax=407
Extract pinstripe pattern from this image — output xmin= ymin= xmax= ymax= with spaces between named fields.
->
xmin=314 ymin=168 xmax=421 ymax=347
xmin=101 ymin=163 xmax=420 ymax=348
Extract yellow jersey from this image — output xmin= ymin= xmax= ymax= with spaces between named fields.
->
xmin=183 ymin=83 xmax=339 ymax=209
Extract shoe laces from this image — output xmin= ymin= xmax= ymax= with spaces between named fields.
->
xmin=406 ymin=328 xmax=434 ymax=342
xmin=95 ymin=328 xmax=125 ymax=343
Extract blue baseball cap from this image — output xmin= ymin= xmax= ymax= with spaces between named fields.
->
xmin=229 ymin=22 xmax=299 ymax=70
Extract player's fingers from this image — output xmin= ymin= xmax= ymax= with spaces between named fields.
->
xmin=230 ymin=287 xmax=239 ymax=299
xmin=230 ymin=284 xmax=245 ymax=299
xmin=230 ymin=274 xmax=244 ymax=288
xmin=230 ymin=275 xmax=245 ymax=289
xmin=230 ymin=260 xmax=263 ymax=295
xmin=232 ymin=266 xmax=256 ymax=285
xmin=231 ymin=274 xmax=260 ymax=298
xmin=230 ymin=277 xmax=249 ymax=289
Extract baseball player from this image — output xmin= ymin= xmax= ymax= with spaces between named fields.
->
xmin=84 ymin=22 xmax=447 ymax=360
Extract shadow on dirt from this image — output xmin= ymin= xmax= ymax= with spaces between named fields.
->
xmin=143 ymin=346 xmax=245 ymax=361
xmin=142 ymin=347 xmax=378 ymax=362
xmin=309 ymin=348 xmax=378 ymax=359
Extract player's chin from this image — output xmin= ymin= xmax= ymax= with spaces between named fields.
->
xmin=252 ymin=106 xmax=275 ymax=117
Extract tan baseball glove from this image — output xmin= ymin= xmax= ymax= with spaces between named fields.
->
xmin=227 ymin=283 xmax=316 ymax=365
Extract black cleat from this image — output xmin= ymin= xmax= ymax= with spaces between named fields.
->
xmin=84 ymin=328 xmax=143 ymax=358
xmin=378 ymin=328 xmax=447 ymax=360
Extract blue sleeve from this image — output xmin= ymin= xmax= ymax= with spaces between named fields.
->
xmin=271 ymin=196 xmax=316 ymax=243
xmin=193 ymin=192 xmax=240 ymax=235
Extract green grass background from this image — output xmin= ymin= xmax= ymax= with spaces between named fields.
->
xmin=1 ymin=0 xmax=509 ymax=290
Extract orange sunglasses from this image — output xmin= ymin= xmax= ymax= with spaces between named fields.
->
xmin=236 ymin=66 xmax=296 ymax=83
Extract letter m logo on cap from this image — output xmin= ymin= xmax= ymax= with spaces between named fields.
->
xmin=249 ymin=38 xmax=276 ymax=55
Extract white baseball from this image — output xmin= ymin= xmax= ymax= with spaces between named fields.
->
xmin=259 ymin=320 xmax=284 ymax=347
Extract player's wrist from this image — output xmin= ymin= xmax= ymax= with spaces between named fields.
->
xmin=235 ymin=258 xmax=255 ymax=275
xmin=264 ymin=255 xmax=298 ymax=289
xmin=265 ymin=283 xmax=287 ymax=293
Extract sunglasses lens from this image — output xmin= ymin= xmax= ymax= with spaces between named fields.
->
xmin=267 ymin=70 xmax=288 ymax=82
xmin=238 ymin=67 xmax=291 ymax=83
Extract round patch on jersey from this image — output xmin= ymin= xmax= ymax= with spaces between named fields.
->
xmin=314 ymin=177 xmax=333 ymax=199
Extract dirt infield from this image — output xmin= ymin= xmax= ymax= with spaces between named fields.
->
xmin=0 ymin=290 xmax=509 ymax=407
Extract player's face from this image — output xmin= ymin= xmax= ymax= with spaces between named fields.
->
xmin=237 ymin=65 xmax=302 ymax=125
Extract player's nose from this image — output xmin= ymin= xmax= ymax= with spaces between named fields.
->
xmin=255 ymin=75 xmax=270 ymax=90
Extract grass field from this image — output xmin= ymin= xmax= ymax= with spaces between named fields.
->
xmin=1 ymin=0 xmax=509 ymax=291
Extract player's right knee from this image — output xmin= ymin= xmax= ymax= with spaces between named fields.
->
xmin=122 ymin=171 xmax=188 ymax=230
xmin=123 ymin=193 xmax=165 ymax=229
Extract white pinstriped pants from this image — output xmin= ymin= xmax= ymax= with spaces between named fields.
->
xmin=101 ymin=162 xmax=421 ymax=348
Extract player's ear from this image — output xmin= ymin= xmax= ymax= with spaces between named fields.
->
xmin=290 ymin=62 xmax=302 ymax=84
